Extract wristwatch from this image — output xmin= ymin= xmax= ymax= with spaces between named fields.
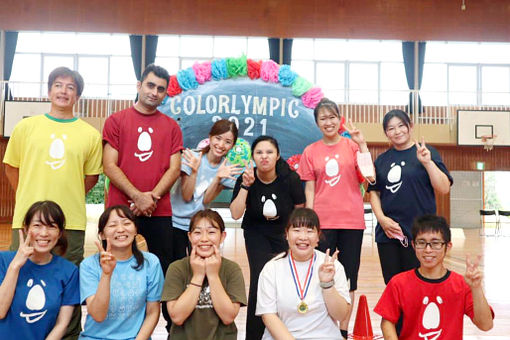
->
xmin=319 ymin=280 xmax=335 ymax=289
xmin=240 ymin=184 xmax=250 ymax=191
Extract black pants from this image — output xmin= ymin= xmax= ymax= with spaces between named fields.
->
xmin=377 ymin=241 xmax=419 ymax=284
xmin=244 ymin=228 xmax=288 ymax=340
xmin=171 ymin=226 xmax=190 ymax=261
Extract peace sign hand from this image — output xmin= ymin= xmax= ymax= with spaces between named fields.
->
xmin=415 ymin=137 xmax=432 ymax=165
xmin=11 ymin=230 xmax=34 ymax=269
xmin=182 ymin=149 xmax=202 ymax=174
xmin=342 ymin=119 xmax=366 ymax=146
xmin=464 ymin=254 xmax=483 ymax=288
xmin=95 ymin=238 xmax=116 ymax=276
xmin=217 ymin=159 xmax=243 ymax=181
xmin=318 ymin=248 xmax=339 ymax=283
xmin=242 ymin=161 xmax=255 ymax=187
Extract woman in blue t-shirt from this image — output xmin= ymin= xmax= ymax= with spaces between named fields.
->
xmin=368 ymin=109 xmax=453 ymax=285
xmin=0 ymin=200 xmax=79 ymax=340
xmin=171 ymin=119 xmax=242 ymax=260
xmin=79 ymin=205 xmax=164 ymax=340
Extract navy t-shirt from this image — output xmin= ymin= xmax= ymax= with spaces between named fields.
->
xmin=367 ymin=145 xmax=453 ymax=243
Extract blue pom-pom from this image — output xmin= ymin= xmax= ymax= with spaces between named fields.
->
xmin=211 ymin=59 xmax=228 ymax=80
xmin=278 ymin=65 xmax=297 ymax=87
xmin=340 ymin=131 xmax=351 ymax=139
xmin=177 ymin=68 xmax=199 ymax=90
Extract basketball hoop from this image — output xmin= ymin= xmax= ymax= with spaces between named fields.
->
xmin=481 ymin=134 xmax=496 ymax=151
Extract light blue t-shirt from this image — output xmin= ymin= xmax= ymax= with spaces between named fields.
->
xmin=79 ymin=252 xmax=164 ymax=340
xmin=171 ymin=152 xmax=235 ymax=231
xmin=0 ymin=252 xmax=79 ymax=340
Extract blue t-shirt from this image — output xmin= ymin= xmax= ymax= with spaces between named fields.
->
xmin=171 ymin=151 xmax=235 ymax=231
xmin=367 ymin=145 xmax=453 ymax=243
xmin=0 ymin=251 xmax=79 ymax=340
xmin=79 ymin=252 xmax=164 ymax=340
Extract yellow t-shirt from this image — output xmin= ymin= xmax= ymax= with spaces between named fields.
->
xmin=3 ymin=114 xmax=102 ymax=230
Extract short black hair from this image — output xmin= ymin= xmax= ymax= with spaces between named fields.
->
xmin=140 ymin=64 xmax=170 ymax=87
xmin=313 ymin=97 xmax=340 ymax=123
xmin=48 ymin=67 xmax=84 ymax=97
xmin=382 ymin=109 xmax=411 ymax=132
xmin=411 ymin=214 xmax=451 ymax=243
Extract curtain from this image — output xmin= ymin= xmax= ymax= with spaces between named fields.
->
xmin=129 ymin=35 xmax=159 ymax=80
xmin=3 ymin=31 xmax=18 ymax=100
xmin=402 ymin=41 xmax=426 ymax=114
xmin=268 ymin=38 xmax=293 ymax=65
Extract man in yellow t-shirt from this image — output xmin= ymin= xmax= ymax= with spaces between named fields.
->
xmin=3 ymin=67 xmax=102 ymax=265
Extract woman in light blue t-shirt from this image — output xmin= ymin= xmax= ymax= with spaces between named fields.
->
xmin=171 ymin=119 xmax=242 ymax=260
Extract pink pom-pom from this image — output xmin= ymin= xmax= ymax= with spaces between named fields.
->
xmin=193 ymin=61 xmax=212 ymax=84
xmin=302 ymin=87 xmax=324 ymax=108
xmin=260 ymin=60 xmax=280 ymax=83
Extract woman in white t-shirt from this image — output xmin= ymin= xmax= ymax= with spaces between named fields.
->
xmin=256 ymin=208 xmax=350 ymax=340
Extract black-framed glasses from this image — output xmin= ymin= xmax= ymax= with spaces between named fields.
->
xmin=414 ymin=240 xmax=446 ymax=250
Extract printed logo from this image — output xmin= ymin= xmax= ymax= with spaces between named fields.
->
xmin=324 ymin=154 xmax=341 ymax=187
xmin=19 ymin=279 xmax=48 ymax=323
xmin=385 ymin=161 xmax=405 ymax=193
xmin=261 ymin=194 xmax=278 ymax=220
xmin=134 ymin=127 xmax=154 ymax=162
xmin=45 ymin=134 xmax=66 ymax=170
xmin=418 ymin=296 xmax=443 ymax=340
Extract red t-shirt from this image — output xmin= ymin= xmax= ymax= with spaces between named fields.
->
xmin=103 ymin=107 xmax=183 ymax=216
xmin=297 ymin=138 xmax=364 ymax=229
xmin=374 ymin=269 xmax=492 ymax=340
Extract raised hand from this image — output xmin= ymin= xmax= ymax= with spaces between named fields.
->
xmin=318 ymin=248 xmax=339 ymax=284
xmin=189 ymin=247 xmax=206 ymax=280
xmin=183 ymin=149 xmax=202 ymax=174
xmin=415 ymin=137 xmax=431 ymax=165
xmin=465 ymin=254 xmax=483 ymax=288
xmin=95 ymin=238 xmax=116 ymax=275
xmin=205 ymin=245 xmax=222 ymax=277
xmin=242 ymin=161 xmax=255 ymax=187
xmin=380 ymin=216 xmax=404 ymax=239
xmin=216 ymin=159 xmax=243 ymax=181
xmin=342 ymin=119 xmax=366 ymax=146
xmin=11 ymin=230 xmax=34 ymax=269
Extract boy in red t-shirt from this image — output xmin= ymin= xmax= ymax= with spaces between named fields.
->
xmin=374 ymin=215 xmax=494 ymax=339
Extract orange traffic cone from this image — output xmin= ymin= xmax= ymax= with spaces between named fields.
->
xmin=353 ymin=295 xmax=373 ymax=340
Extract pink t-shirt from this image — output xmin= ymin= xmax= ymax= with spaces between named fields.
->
xmin=297 ymin=138 xmax=364 ymax=229
xmin=103 ymin=107 xmax=183 ymax=216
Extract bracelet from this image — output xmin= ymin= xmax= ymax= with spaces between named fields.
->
xmin=240 ymin=183 xmax=250 ymax=191
xmin=188 ymin=281 xmax=202 ymax=288
xmin=319 ymin=280 xmax=335 ymax=289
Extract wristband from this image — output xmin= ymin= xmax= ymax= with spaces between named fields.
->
xmin=319 ymin=280 xmax=335 ymax=289
xmin=189 ymin=281 xmax=202 ymax=288
xmin=240 ymin=183 xmax=250 ymax=191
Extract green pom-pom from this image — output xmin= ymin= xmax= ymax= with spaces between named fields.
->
xmin=292 ymin=76 xmax=312 ymax=97
xmin=226 ymin=55 xmax=248 ymax=78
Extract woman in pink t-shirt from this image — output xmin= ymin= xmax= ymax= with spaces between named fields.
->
xmin=297 ymin=98 xmax=373 ymax=339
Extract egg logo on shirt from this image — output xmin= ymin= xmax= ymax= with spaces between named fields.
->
xmin=324 ymin=154 xmax=341 ymax=187
xmin=385 ymin=161 xmax=405 ymax=193
xmin=418 ymin=296 xmax=443 ymax=340
xmin=261 ymin=194 xmax=279 ymax=220
xmin=45 ymin=134 xmax=66 ymax=170
xmin=19 ymin=279 xmax=48 ymax=323
xmin=134 ymin=127 xmax=154 ymax=162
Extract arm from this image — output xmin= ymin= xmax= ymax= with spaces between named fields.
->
xmin=381 ymin=319 xmax=398 ymax=340
xmin=84 ymin=175 xmax=99 ymax=194
xmin=369 ymin=191 xmax=403 ymax=237
xmin=181 ymin=171 xmax=198 ymax=203
xmin=85 ymin=272 xmax=112 ymax=322
xmin=203 ymin=159 xmax=243 ymax=205
xmin=230 ymin=186 xmax=248 ymax=220
xmin=261 ymin=314 xmax=295 ymax=340
xmin=4 ymin=164 xmax=19 ymax=192
xmin=465 ymin=255 xmax=493 ymax=331
xmin=203 ymin=177 xmax=224 ymax=205
xmin=318 ymin=250 xmax=349 ymax=322
xmin=416 ymin=138 xmax=450 ymax=195
xmin=44 ymin=305 xmax=75 ymax=340
xmin=152 ymin=152 xmax=181 ymax=199
xmin=208 ymin=274 xmax=241 ymax=325
xmin=304 ymin=181 xmax=315 ymax=209
xmin=134 ymin=301 xmax=161 ymax=340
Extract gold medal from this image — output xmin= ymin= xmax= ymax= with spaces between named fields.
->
xmin=297 ymin=301 xmax=308 ymax=314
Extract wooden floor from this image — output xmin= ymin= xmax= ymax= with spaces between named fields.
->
xmin=1 ymin=216 xmax=509 ymax=339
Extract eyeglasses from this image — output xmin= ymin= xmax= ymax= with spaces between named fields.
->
xmin=414 ymin=240 xmax=446 ymax=250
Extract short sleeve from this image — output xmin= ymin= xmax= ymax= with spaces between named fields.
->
xmin=429 ymin=146 xmax=453 ymax=185
xmin=3 ymin=121 xmax=24 ymax=168
xmin=161 ymin=260 xmax=187 ymax=302
xmin=225 ymin=260 xmax=247 ymax=306
xmin=84 ymin=129 xmax=103 ymax=175
xmin=0 ymin=253 xmax=12 ymax=283
xmin=145 ymin=254 xmax=164 ymax=302
xmin=79 ymin=255 xmax=101 ymax=304
xmin=61 ymin=264 xmax=80 ymax=306
xmin=374 ymin=279 xmax=401 ymax=324
xmin=333 ymin=260 xmax=351 ymax=304
xmin=289 ymin=172 xmax=306 ymax=205
xmin=256 ymin=260 xmax=277 ymax=315
xmin=102 ymin=114 xmax=120 ymax=150
xmin=297 ymin=145 xmax=315 ymax=181
xmin=169 ymin=120 xmax=184 ymax=156
xmin=230 ymin=175 xmax=243 ymax=203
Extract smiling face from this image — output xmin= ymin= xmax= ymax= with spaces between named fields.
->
xmin=384 ymin=116 xmax=413 ymax=149
xmin=48 ymin=76 xmax=78 ymax=112
xmin=136 ymin=72 xmax=168 ymax=112
xmin=286 ymin=224 xmax=320 ymax=262
xmin=188 ymin=218 xmax=226 ymax=258
xmin=26 ymin=212 xmax=61 ymax=254
xmin=209 ymin=131 xmax=235 ymax=159
xmin=253 ymin=140 xmax=280 ymax=173
xmin=413 ymin=231 xmax=452 ymax=271
xmin=316 ymin=107 xmax=341 ymax=139
xmin=100 ymin=209 xmax=137 ymax=250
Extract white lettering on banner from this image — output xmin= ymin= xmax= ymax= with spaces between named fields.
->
xmin=231 ymin=95 xmax=241 ymax=115
xmin=196 ymin=95 xmax=205 ymax=114
xmin=170 ymin=96 xmax=181 ymax=114
xmin=219 ymin=95 xmax=229 ymax=114
xmin=241 ymin=95 xmax=252 ymax=114
xmin=205 ymin=95 xmax=217 ymax=114
xmin=183 ymin=96 xmax=195 ymax=115
xmin=211 ymin=116 xmax=267 ymax=137
xmin=252 ymin=97 xmax=267 ymax=116
xmin=269 ymin=97 xmax=280 ymax=117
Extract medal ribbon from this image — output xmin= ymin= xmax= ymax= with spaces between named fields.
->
xmin=289 ymin=252 xmax=316 ymax=301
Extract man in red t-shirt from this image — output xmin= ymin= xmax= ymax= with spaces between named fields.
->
xmin=374 ymin=215 xmax=494 ymax=339
xmin=103 ymin=64 xmax=183 ymax=331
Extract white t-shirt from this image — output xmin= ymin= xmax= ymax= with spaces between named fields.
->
xmin=256 ymin=249 xmax=351 ymax=340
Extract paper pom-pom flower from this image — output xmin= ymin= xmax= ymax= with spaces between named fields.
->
xmin=167 ymin=75 xmax=182 ymax=97
xmin=260 ymin=60 xmax=280 ymax=83
xmin=177 ymin=68 xmax=199 ymax=90
xmin=192 ymin=62 xmax=212 ymax=84
xmin=211 ymin=59 xmax=229 ymax=80
xmin=287 ymin=154 xmax=302 ymax=171
xmin=278 ymin=65 xmax=297 ymax=87
xmin=196 ymin=138 xmax=210 ymax=150
xmin=226 ymin=55 xmax=247 ymax=77
xmin=302 ymin=87 xmax=324 ymax=108
xmin=247 ymin=59 xmax=262 ymax=79
xmin=291 ymin=76 xmax=312 ymax=96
